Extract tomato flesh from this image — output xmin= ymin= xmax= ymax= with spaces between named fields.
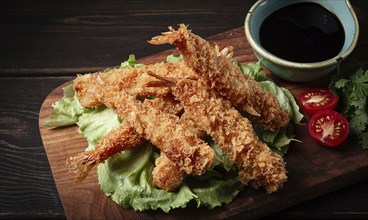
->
xmin=308 ymin=110 xmax=349 ymax=147
xmin=299 ymin=88 xmax=338 ymax=116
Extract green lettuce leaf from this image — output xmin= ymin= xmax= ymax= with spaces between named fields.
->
xmin=98 ymin=143 xmax=243 ymax=212
xmin=120 ymin=54 xmax=143 ymax=68
xmin=208 ymin=139 xmax=233 ymax=171
xmin=166 ymin=54 xmax=184 ymax=63
xmin=77 ymin=106 xmax=121 ymax=150
xmin=43 ymin=84 xmax=84 ymax=127
xmin=98 ymin=144 xmax=197 ymax=212
xmin=238 ymin=61 xmax=303 ymax=156
xmin=188 ymin=170 xmax=243 ymax=209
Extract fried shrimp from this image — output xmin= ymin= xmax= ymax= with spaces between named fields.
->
xmin=152 ymin=152 xmax=187 ymax=191
xmin=66 ymin=96 xmax=184 ymax=183
xmin=73 ymin=61 xmax=199 ymax=108
xmin=170 ymin=79 xmax=287 ymax=193
xmin=148 ymin=24 xmax=290 ymax=131
xmin=66 ymin=121 xmax=146 ymax=181
xmin=68 ymin=116 xmax=186 ymax=191
xmin=64 ymin=25 xmax=293 ymax=194
xmin=114 ymin=93 xmax=214 ymax=175
xmin=71 ymin=63 xmax=196 ymax=189
xmin=69 ymin=84 xmax=215 ymax=178
xmin=73 ymin=67 xmax=169 ymax=108
xmin=82 ymin=79 xmax=215 ymax=175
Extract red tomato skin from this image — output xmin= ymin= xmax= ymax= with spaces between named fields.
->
xmin=308 ymin=110 xmax=349 ymax=147
xmin=299 ymin=88 xmax=338 ymax=116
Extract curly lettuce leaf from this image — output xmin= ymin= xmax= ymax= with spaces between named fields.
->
xmin=98 ymin=143 xmax=243 ymax=212
xmin=120 ymin=54 xmax=143 ymax=68
xmin=208 ymin=139 xmax=233 ymax=171
xmin=187 ymin=169 xmax=243 ymax=209
xmin=77 ymin=106 xmax=121 ymax=150
xmin=98 ymin=144 xmax=197 ymax=212
xmin=238 ymin=61 xmax=303 ymax=156
xmin=166 ymin=54 xmax=184 ymax=63
xmin=43 ymin=84 xmax=84 ymax=127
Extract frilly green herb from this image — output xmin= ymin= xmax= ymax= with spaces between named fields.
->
xmin=329 ymin=67 xmax=368 ymax=149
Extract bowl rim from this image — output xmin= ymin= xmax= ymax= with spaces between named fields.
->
xmin=244 ymin=0 xmax=360 ymax=69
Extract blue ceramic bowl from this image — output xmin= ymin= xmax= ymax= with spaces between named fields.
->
xmin=245 ymin=0 xmax=359 ymax=82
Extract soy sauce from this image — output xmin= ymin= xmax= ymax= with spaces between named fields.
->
xmin=259 ymin=3 xmax=345 ymax=63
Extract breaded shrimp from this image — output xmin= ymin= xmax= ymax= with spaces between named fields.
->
xmin=84 ymin=80 xmax=215 ymax=175
xmin=148 ymin=24 xmax=290 ymax=131
xmin=73 ymin=67 xmax=169 ymax=108
xmin=71 ymin=63 xmax=196 ymax=189
xmin=66 ymin=121 xmax=146 ymax=181
xmin=73 ymin=61 xmax=199 ymax=108
xmin=170 ymin=79 xmax=287 ymax=193
xmin=66 ymin=96 xmax=184 ymax=183
xmin=69 ymin=33 xmax=288 ymax=191
xmin=152 ymin=152 xmax=186 ymax=191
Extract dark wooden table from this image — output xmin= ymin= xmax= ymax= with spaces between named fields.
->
xmin=1 ymin=0 xmax=367 ymax=219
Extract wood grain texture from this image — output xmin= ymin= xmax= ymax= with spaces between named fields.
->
xmin=39 ymin=27 xmax=368 ymax=219
xmin=0 ymin=0 xmax=254 ymax=76
xmin=0 ymin=77 xmax=72 ymax=219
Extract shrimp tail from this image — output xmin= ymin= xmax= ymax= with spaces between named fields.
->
xmin=148 ymin=24 xmax=190 ymax=45
xmin=66 ymin=152 xmax=96 ymax=181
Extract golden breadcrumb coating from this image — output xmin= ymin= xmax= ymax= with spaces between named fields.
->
xmin=152 ymin=152 xmax=186 ymax=191
xmin=73 ymin=67 xmax=168 ymax=108
xmin=73 ymin=61 xmax=198 ymax=108
xmin=149 ymin=24 xmax=290 ymax=131
xmin=83 ymin=80 xmax=215 ymax=175
xmin=66 ymin=24 xmax=291 ymax=193
xmin=66 ymin=121 xmax=146 ymax=181
xmin=71 ymin=63 xmax=194 ymax=189
xmin=171 ymin=79 xmax=287 ymax=193
xmin=66 ymin=96 xmax=183 ymax=182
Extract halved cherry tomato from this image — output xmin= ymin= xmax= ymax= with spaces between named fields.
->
xmin=299 ymin=88 xmax=338 ymax=116
xmin=308 ymin=109 xmax=349 ymax=147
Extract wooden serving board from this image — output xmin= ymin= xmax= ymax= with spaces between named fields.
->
xmin=39 ymin=27 xmax=368 ymax=219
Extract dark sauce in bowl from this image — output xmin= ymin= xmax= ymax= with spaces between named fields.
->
xmin=259 ymin=2 xmax=345 ymax=63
